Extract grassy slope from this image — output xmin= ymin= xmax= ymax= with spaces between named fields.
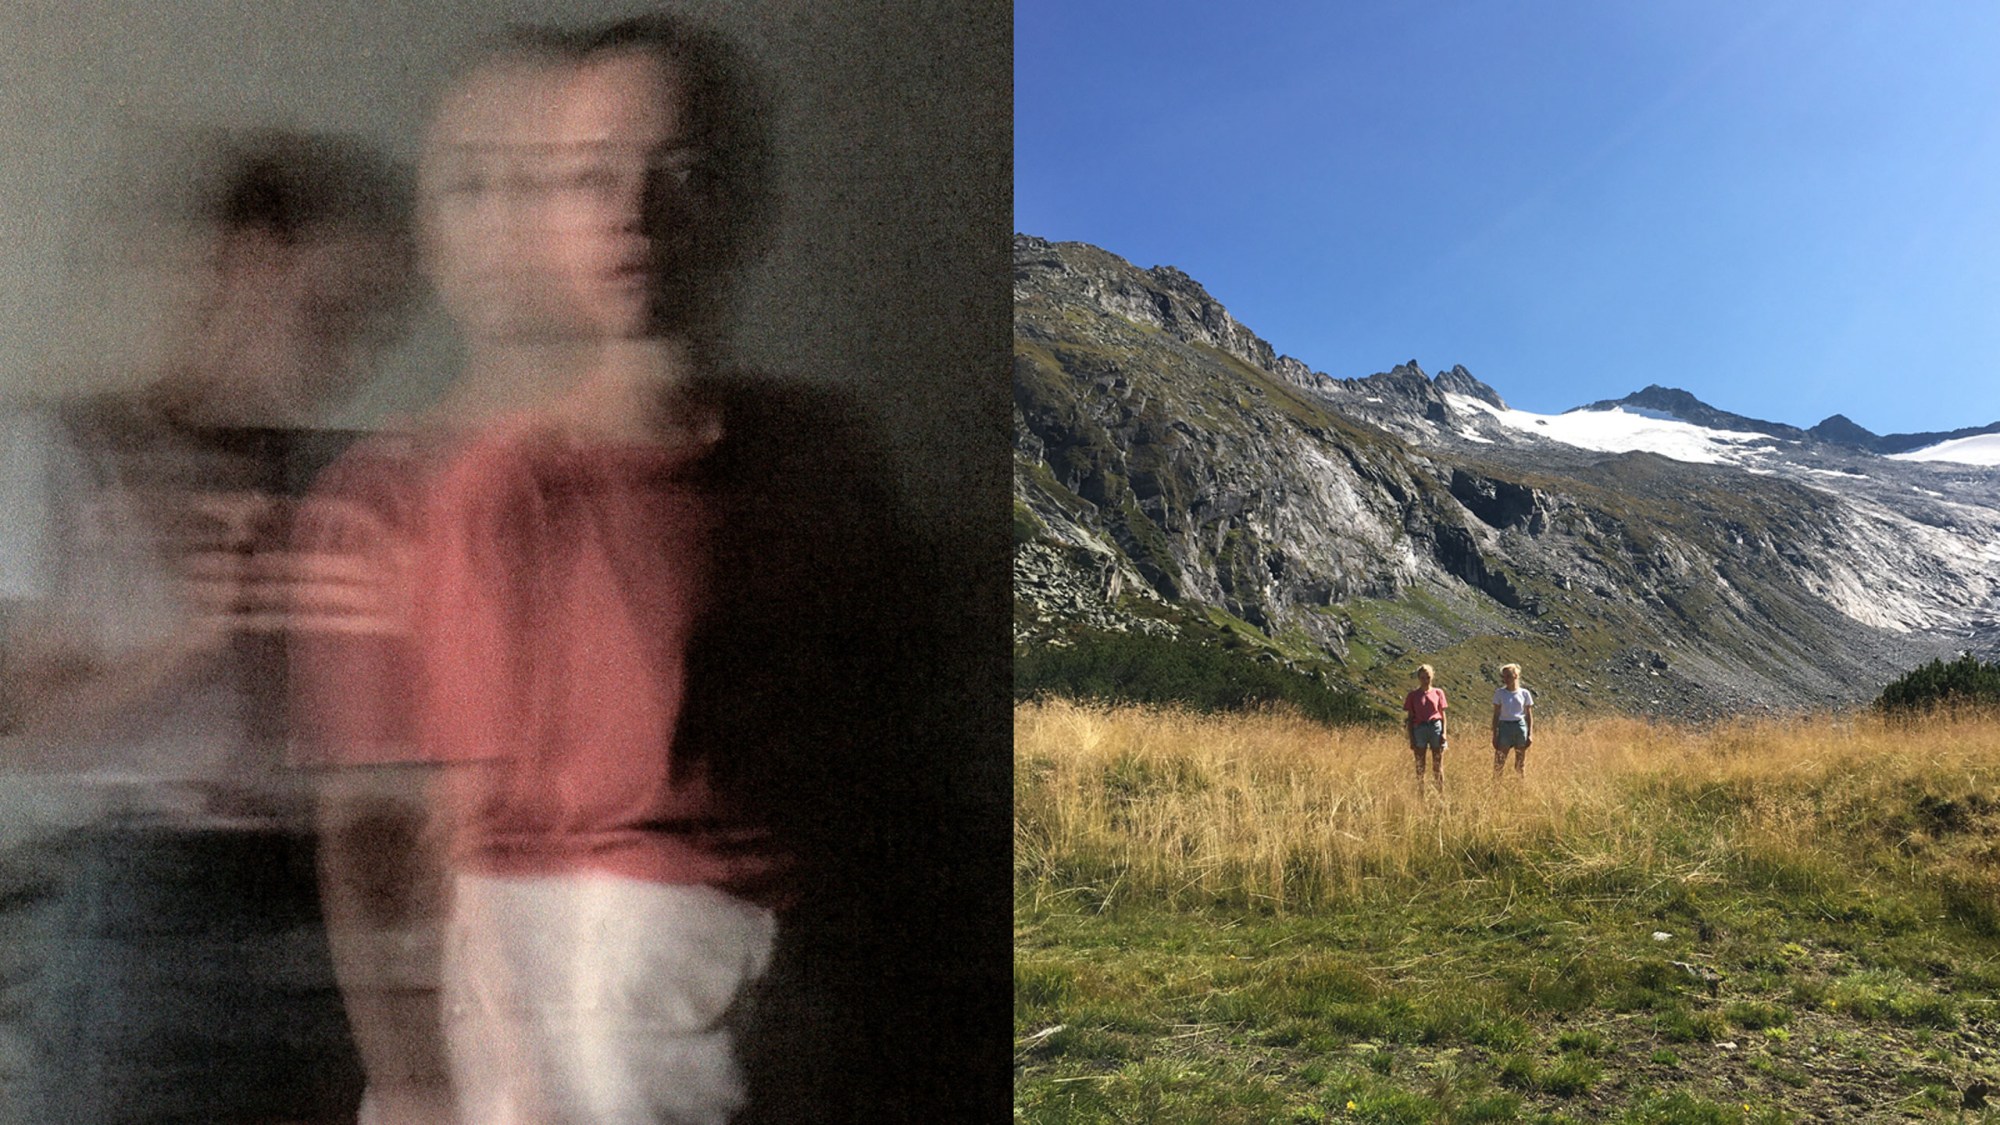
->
xmin=1016 ymin=702 xmax=2000 ymax=1123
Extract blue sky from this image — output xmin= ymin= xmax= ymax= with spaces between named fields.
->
xmin=1016 ymin=2 xmax=2000 ymax=434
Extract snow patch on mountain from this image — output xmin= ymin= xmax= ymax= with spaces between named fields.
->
xmin=1889 ymin=432 xmax=2000 ymax=467
xmin=1445 ymin=395 xmax=1786 ymax=465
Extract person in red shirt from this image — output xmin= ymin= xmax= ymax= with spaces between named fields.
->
xmin=288 ymin=5 xmax=972 ymax=1117
xmin=1403 ymin=663 xmax=1449 ymax=793
xmin=292 ymin=18 xmax=879 ymax=1124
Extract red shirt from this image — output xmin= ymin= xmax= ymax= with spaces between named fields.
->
xmin=293 ymin=423 xmax=792 ymax=905
xmin=1403 ymin=687 xmax=1448 ymax=725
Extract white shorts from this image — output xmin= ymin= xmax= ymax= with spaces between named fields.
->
xmin=441 ymin=872 xmax=777 ymax=1125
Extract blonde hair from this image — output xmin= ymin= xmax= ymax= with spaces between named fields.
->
xmin=1415 ymin=664 xmax=1435 ymax=680
xmin=1499 ymin=663 xmax=1521 ymax=682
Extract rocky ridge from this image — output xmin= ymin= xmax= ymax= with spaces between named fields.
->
xmin=1583 ymin=386 xmax=2000 ymax=455
xmin=1013 ymin=235 xmax=2000 ymax=717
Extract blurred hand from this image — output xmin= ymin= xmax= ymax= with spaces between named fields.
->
xmin=162 ymin=490 xmax=412 ymax=637
xmin=280 ymin=547 xmax=411 ymax=636
xmin=285 ymin=496 xmax=414 ymax=637
xmin=167 ymin=491 xmax=286 ymax=632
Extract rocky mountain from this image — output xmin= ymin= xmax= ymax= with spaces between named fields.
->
xmin=1013 ymin=235 xmax=2000 ymax=718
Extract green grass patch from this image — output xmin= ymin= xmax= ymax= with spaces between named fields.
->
xmin=1554 ymin=1028 xmax=1608 ymax=1055
xmin=1824 ymin=968 xmax=1959 ymax=1027
xmin=1723 ymin=999 xmax=1790 ymax=1030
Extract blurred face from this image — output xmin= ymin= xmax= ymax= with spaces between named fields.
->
xmin=1417 ymin=669 xmax=1433 ymax=689
xmin=198 ymin=219 xmax=408 ymax=421
xmin=542 ymin=49 xmax=709 ymax=338
xmin=419 ymin=56 xmax=570 ymax=341
xmin=1502 ymin=668 xmax=1518 ymax=688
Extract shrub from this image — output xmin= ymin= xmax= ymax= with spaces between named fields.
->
xmin=1876 ymin=652 xmax=2000 ymax=715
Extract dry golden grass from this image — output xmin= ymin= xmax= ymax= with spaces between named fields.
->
xmin=1015 ymin=699 xmax=2000 ymax=913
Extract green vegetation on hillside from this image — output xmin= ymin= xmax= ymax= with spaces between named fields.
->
xmin=1878 ymin=653 xmax=2000 ymax=716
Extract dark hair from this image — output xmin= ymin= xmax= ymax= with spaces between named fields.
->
xmin=191 ymin=130 xmax=418 ymax=344
xmin=208 ymin=130 xmax=412 ymax=245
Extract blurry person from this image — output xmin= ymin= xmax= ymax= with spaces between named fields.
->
xmin=1404 ymin=663 xmax=1449 ymax=793
xmin=296 ymin=14 xmax=913 ymax=1124
xmin=290 ymin=41 xmax=574 ymax=1125
xmin=1491 ymin=663 xmax=1534 ymax=778
xmin=0 ymin=132 xmax=411 ymax=1123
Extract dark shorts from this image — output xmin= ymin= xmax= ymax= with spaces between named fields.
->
xmin=1495 ymin=719 xmax=1530 ymax=750
xmin=1410 ymin=719 xmax=1445 ymax=751
xmin=21 ymin=825 xmax=363 ymax=1124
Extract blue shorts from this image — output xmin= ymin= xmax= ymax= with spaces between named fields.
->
xmin=1495 ymin=719 xmax=1529 ymax=750
xmin=1410 ymin=720 xmax=1445 ymax=751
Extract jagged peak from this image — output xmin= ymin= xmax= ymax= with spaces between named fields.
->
xmin=1360 ymin=361 xmax=1435 ymax=396
xmin=1807 ymin=413 xmax=1880 ymax=448
xmin=1140 ymin=262 xmax=1225 ymax=307
xmin=1014 ymin=235 xmax=1336 ymax=395
xmin=1349 ymin=361 xmax=1506 ymax=412
xmin=1624 ymin=385 xmax=1706 ymax=412
xmin=1434 ymin=363 xmax=1507 ymax=410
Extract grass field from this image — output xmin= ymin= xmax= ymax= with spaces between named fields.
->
xmin=1015 ymin=700 xmax=2000 ymax=1122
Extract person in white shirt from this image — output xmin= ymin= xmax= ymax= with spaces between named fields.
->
xmin=1491 ymin=663 xmax=1534 ymax=778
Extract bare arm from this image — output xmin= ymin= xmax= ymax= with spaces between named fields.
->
xmin=291 ymin=475 xmax=451 ymax=1122
xmin=315 ymin=766 xmax=453 ymax=1122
